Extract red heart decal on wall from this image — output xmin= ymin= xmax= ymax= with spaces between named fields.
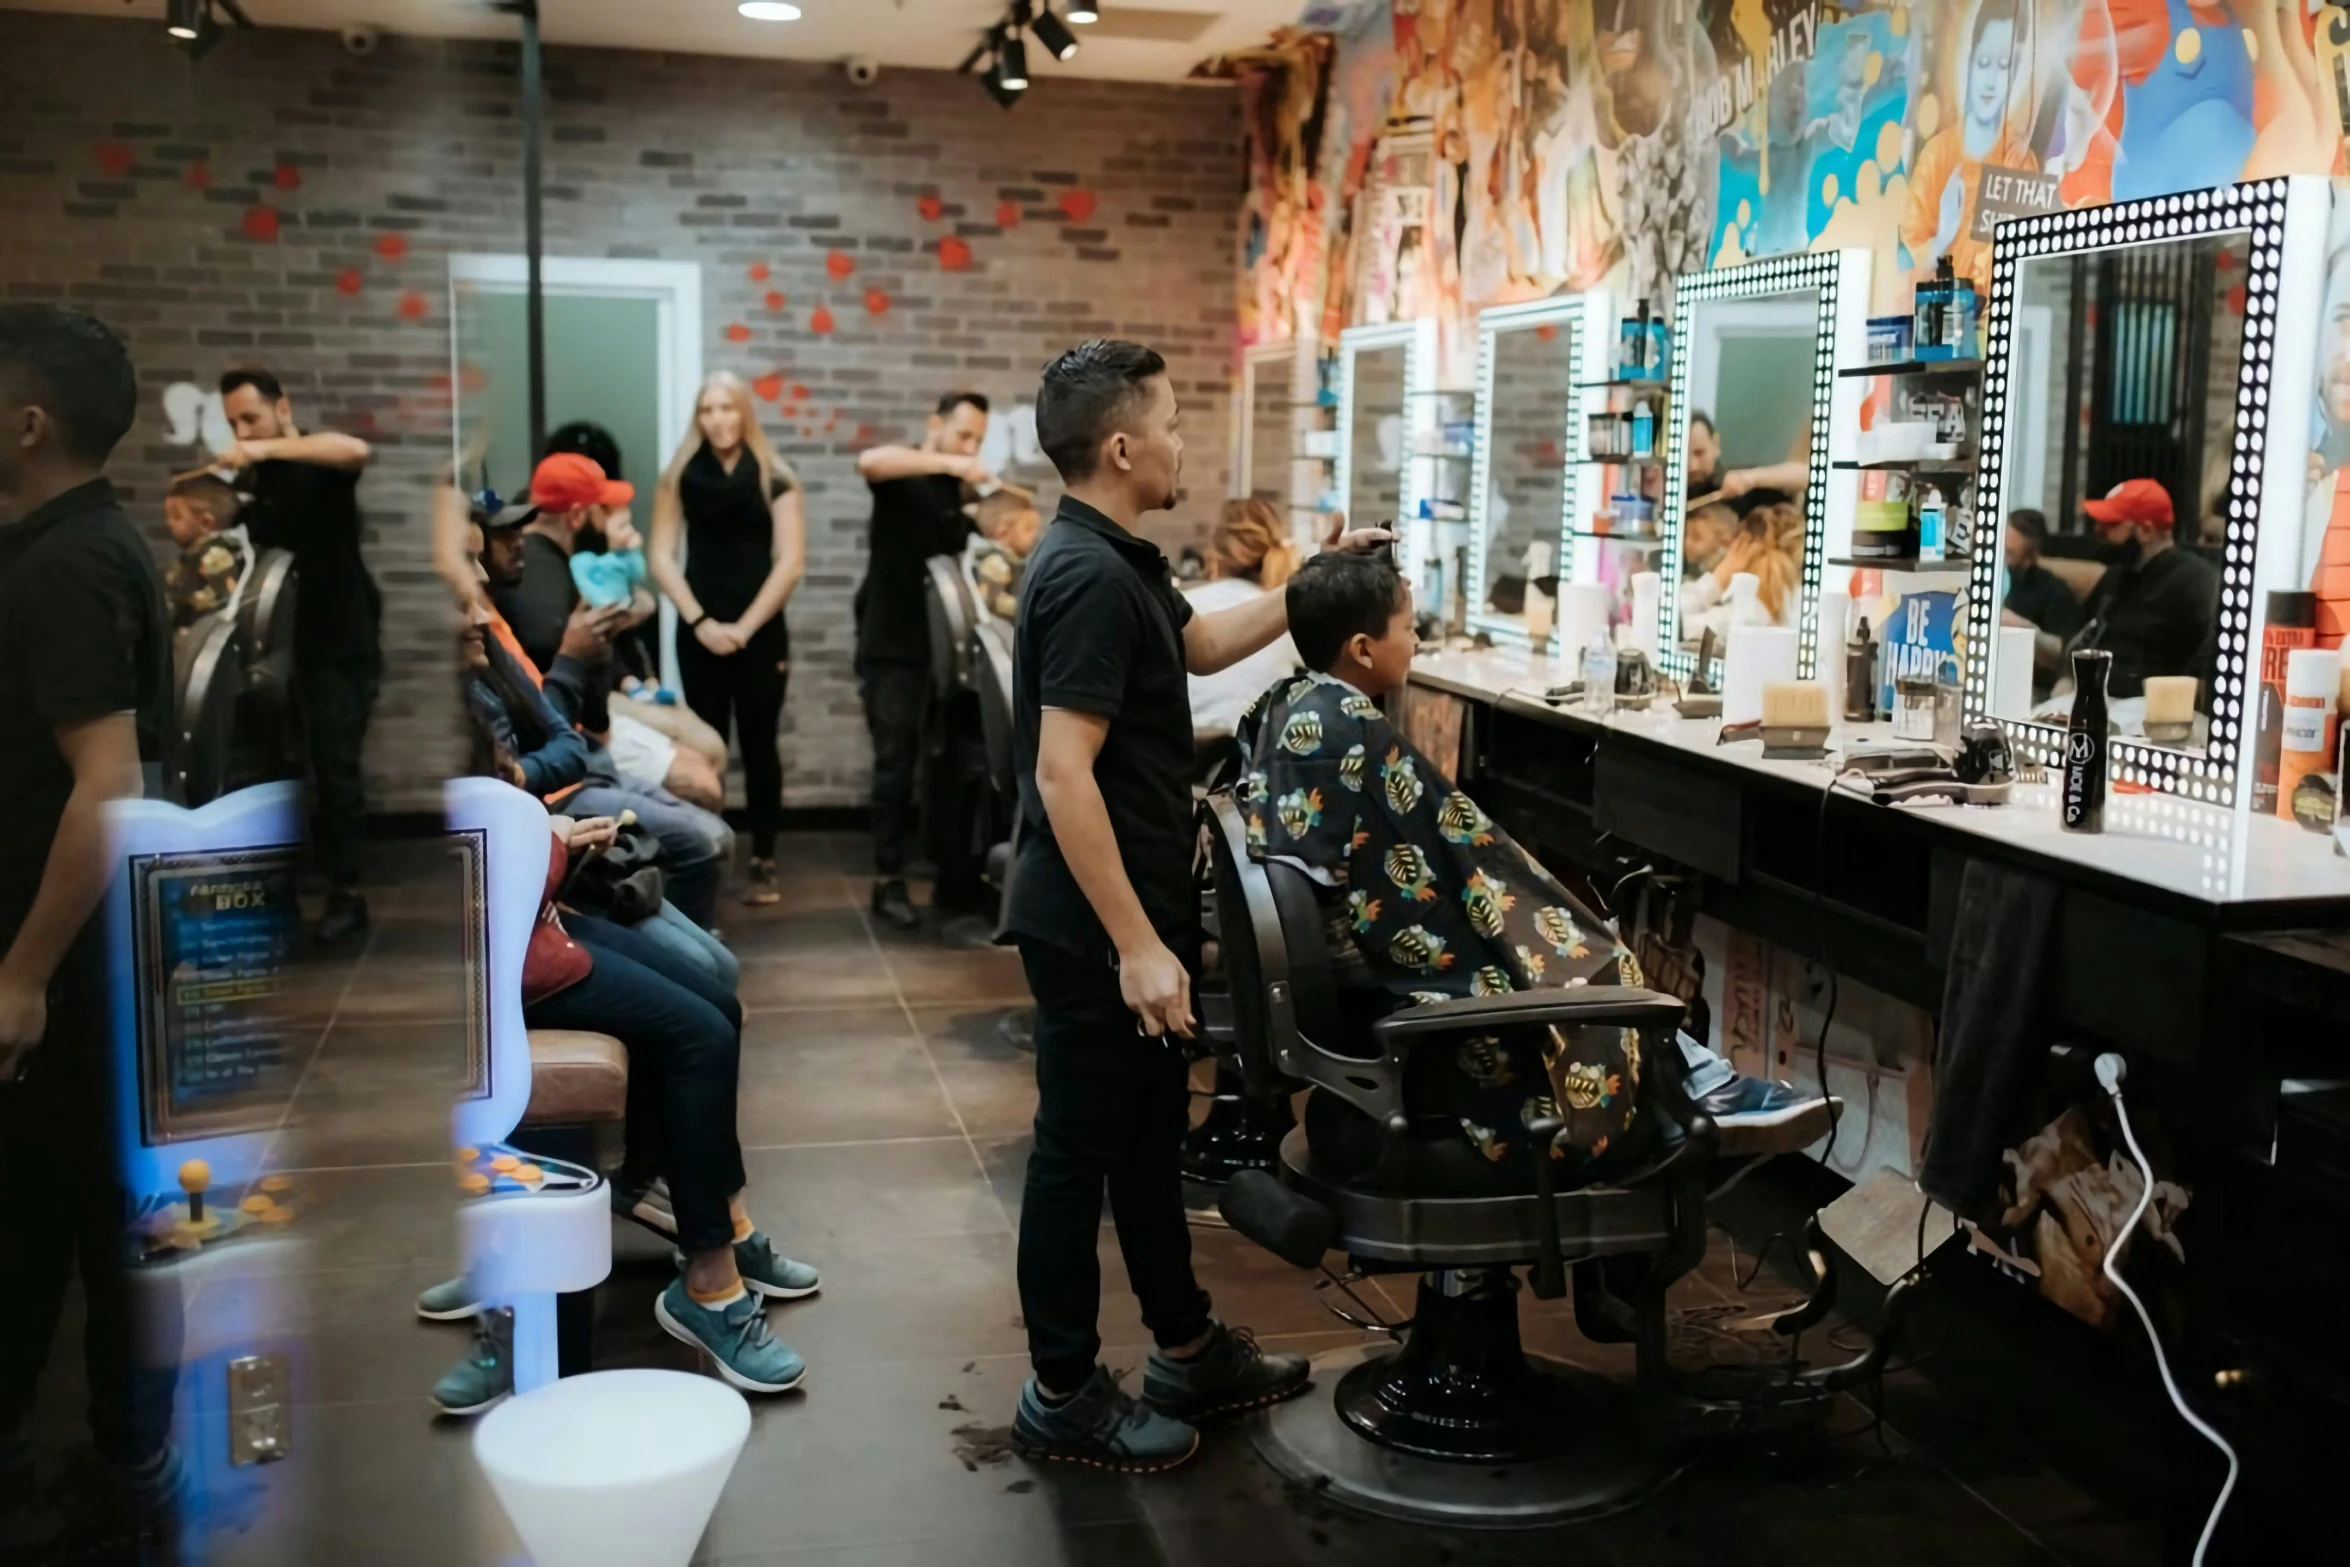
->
xmin=810 ymin=306 xmax=835 ymax=335
xmin=726 ymin=322 xmax=752 ymax=344
xmin=752 ymin=373 xmax=784 ymax=402
xmin=273 ymin=162 xmax=301 ymax=190
xmin=374 ymin=232 xmax=409 ymax=261
xmin=397 ymin=291 xmax=428 ymax=320
xmin=335 ymin=268 xmax=364 ymax=295
xmin=826 ymin=250 xmax=855 ymax=280
xmin=917 ymin=194 xmax=944 ymax=221
xmin=748 ymin=261 xmax=770 ymax=282
xmin=94 ymin=141 xmax=133 ymax=175
xmin=1057 ymin=189 xmax=1096 ymax=223
xmin=791 ymin=383 xmax=809 ymax=400
xmin=184 ymin=162 xmax=213 ymax=191
xmin=764 ymin=290 xmax=785 ymax=311
xmin=241 ymin=205 xmax=280 ymax=242
xmin=864 ymin=288 xmax=891 ymax=315
xmin=938 ymin=236 xmax=972 ymax=271
xmin=995 ymin=201 xmax=1020 ymax=228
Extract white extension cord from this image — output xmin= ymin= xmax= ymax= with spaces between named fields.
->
xmin=2094 ymin=1052 xmax=2239 ymax=1566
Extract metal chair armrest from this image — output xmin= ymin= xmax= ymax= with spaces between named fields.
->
xmin=1369 ymin=986 xmax=1685 ymax=1045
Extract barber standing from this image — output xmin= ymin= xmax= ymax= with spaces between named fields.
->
xmin=216 ymin=368 xmax=376 ymax=948
xmin=0 ymin=307 xmax=176 ymax=1546
xmin=1002 ymin=339 xmax=1386 ymax=1472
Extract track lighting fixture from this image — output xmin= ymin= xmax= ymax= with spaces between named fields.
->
xmin=1067 ymin=3 xmax=1101 ymax=21
xmin=166 ymin=0 xmax=204 ymax=40
xmin=963 ymin=1 xmax=1080 ymax=106
xmin=1031 ymin=6 xmax=1079 ymax=61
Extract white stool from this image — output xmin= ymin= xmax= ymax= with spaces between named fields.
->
xmin=475 ymin=1370 xmax=750 ymax=1566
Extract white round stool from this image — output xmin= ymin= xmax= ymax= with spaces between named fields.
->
xmin=474 ymin=1369 xmax=750 ymax=1566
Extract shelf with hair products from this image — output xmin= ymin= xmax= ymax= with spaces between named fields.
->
xmin=1963 ymin=177 xmax=2335 ymax=817
xmin=1652 ymin=249 xmax=1875 ymax=688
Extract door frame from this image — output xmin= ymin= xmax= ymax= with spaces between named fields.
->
xmin=445 ymin=254 xmax=705 ymax=687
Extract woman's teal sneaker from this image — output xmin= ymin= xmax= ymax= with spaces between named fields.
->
xmin=675 ymin=1232 xmax=819 ymax=1301
xmin=430 ymin=1311 xmax=512 ymax=1417
xmin=653 ymin=1280 xmax=806 ymax=1394
xmin=413 ymin=1276 xmax=481 ymax=1321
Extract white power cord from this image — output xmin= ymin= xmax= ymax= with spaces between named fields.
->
xmin=2095 ymin=1053 xmax=2238 ymax=1566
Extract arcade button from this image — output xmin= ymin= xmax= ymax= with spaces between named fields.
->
xmin=461 ymin=1171 xmax=492 ymax=1197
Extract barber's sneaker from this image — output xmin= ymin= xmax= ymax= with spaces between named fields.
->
xmin=315 ymin=889 xmax=370 ymax=951
xmin=1013 ymin=1367 xmax=1200 ymax=1474
xmin=611 ymin=1174 xmax=679 ymax=1239
xmin=676 ymin=1231 xmax=819 ymax=1301
xmin=871 ymin=877 xmax=919 ymax=931
xmin=742 ymin=858 xmax=782 ymax=907
xmin=414 ymin=1275 xmax=482 ymax=1321
xmin=431 ymin=1310 xmax=513 ymax=1417
xmin=1699 ymin=1075 xmax=1840 ymax=1158
xmin=654 ymin=1279 xmax=806 ymax=1394
xmin=1142 ymin=1324 xmax=1311 ymax=1422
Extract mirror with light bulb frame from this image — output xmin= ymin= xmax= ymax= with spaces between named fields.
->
xmin=1335 ymin=317 xmax=1448 ymax=617
xmin=1652 ymin=250 xmax=1871 ymax=684
xmin=1963 ymin=177 xmax=2329 ymax=810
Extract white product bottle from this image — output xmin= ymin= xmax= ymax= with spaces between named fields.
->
xmin=1580 ymin=628 xmax=1618 ymax=718
xmin=1727 ymin=570 xmax=1768 ymax=627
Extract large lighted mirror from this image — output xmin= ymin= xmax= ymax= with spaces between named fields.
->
xmin=1337 ymin=319 xmax=1444 ymax=610
xmin=1239 ymin=344 xmax=1296 ymax=505
xmin=1346 ymin=344 xmax=1407 ymax=532
xmin=1465 ymin=297 xmax=1597 ymax=648
xmin=1656 ymin=252 xmax=1868 ymax=677
xmin=1967 ymin=179 xmax=2326 ymax=807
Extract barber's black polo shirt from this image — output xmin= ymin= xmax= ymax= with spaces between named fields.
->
xmin=856 ymin=472 xmax=972 ymax=664
xmin=1005 ymin=497 xmax=1198 ymax=959
xmin=0 ymin=478 xmax=171 ymax=936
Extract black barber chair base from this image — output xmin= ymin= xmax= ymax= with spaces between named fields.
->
xmin=1255 ymin=1344 xmax=1674 ymax=1529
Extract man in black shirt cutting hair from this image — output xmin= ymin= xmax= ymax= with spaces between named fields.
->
xmin=0 ymin=305 xmax=176 ymax=1551
xmin=854 ymin=390 xmax=992 ymax=930
xmin=1001 ymin=339 xmax=1388 ymax=1474
xmin=218 ymin=367 xmax=378 ymax=948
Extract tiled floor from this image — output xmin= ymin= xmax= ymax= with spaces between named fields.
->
xmin=24 ymin=833 xmax=2158 ymax=1564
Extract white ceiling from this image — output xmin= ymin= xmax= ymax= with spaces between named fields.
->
xmin=8 ymin=1 xmax=1316 ymax=82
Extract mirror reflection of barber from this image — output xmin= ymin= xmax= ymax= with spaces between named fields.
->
xmin=2059 ymin=479 xmax=2219 ymax=704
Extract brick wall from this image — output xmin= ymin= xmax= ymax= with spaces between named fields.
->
xmin=0 ymin=13 xmax=1243 ymax=811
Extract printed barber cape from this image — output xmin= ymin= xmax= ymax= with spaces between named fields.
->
xmin=1235 ymin=672 xmax=1645 ymax=1167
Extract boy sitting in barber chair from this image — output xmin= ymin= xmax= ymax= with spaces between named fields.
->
xmin=162 ymin=472 xmax=252 ymax=632
xmin=1233 ymin=552 xmax=1829 ymax=1190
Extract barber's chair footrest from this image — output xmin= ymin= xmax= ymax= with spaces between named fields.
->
xmin=1252 ymin=1345 xmax=1674 ymax=1529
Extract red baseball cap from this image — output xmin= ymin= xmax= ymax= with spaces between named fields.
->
xmin=2082 ymin=478 xmax=2173 ymax=527
xmin=530 ymin=451 xmax=634 ymax=511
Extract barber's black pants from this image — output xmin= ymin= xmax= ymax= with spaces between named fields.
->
xmin=297 ymin=649 xmax=378 ymax=889
xmin=1016 ymin=940 xmax=1213 ymax=1392
xmin=859 ymin=658 xmax=928 ymax=878
xmin=678 ymin=630 xmax=788 ymax=860
xmin=0 ymin=921 xmax=179 ymax=1468
xmin=529 ymin=921 xmax=746 ymax=1254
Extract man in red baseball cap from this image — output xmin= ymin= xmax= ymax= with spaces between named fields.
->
xmin=2075 ymin=478 xmax=2218 ymax=700
xmin=485 ymin=453 xmax=640 ymax=678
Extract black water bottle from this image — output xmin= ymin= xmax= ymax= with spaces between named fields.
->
xmin=2062 ymin=648 xmax=2112 ymax=834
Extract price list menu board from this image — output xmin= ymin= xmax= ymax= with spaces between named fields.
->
xmin=132 ymin=846 xmax=303 ymax=1145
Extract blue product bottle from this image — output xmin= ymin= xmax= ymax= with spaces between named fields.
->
xmin=1914 ymin=256 xmax=1954 ymax=361
xmin=1916 ymin=484 xmax=1946 ymax=563
xmin=1948 ymin=275 xmax=1979 ymax=359
xmin=1645 ymin=310 xmax=1669 ymax=377
xmin=1620 ymin=297 xmax=1650 ymax=376
xmin=1629 ymin=399 xmax=1655 ymax=461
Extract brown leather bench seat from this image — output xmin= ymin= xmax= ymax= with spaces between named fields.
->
xmin=522 ymin=1030 xmax=629 ymax=1128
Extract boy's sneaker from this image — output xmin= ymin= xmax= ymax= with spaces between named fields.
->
xmin=414 ymin=1276 xmax=481 ymax=1321
xmin=1698 ymin=1076 xmax=1840 ymax=1158
xmin=654 ymin=1279 xmax=806 ymax=1394
xmin=1013 ymin=1367 xmax=1200 ymax=1474
xmin=431 ymin=1310 xmax=513 ymax=1417
xmin=611 ymin=1175 xmax=678 ymax=1239
xmin=676 ymin=1231 xmax=819 ymax=1301
xmin=1141 ymin=1324 xmax=1311 ymax=1422
xmin=742 ymin=858 xmax=782 ymax=908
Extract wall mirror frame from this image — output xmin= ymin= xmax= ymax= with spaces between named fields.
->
xmin=1963 ymin=176 xmax=2328 ymax=809
xmin=1463 ymin=292 xmax=1611 ymax=651
xmin=1654 ymin=249 xmax=1872 ymax=679
xmin=1234 ymin=340 xmax=1301 ymax=507
xmin=1336 ymin=317 xmax=1442 ymax=595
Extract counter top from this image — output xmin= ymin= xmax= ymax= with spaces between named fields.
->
xmin=1410 ymin=644 xmax=2350 ymax=911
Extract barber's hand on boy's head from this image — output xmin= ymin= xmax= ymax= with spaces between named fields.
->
xmin=1331 ymin=527 xmax=1396 ymax=555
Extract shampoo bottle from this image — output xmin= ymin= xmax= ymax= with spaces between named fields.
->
xmin=1629 ymin=399 xmax=1656 ymax=460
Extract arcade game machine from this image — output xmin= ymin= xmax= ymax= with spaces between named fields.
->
xmin=104 ymin=781 xmax=309 ymax=1555
xmin=445 ymin=776 xmax=611 ymax=1392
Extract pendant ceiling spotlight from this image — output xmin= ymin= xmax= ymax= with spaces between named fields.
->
xmin=962 ymin=2 xmax=1082 ymax=108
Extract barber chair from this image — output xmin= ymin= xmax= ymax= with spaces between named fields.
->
xmin=234 ymin=549 xmax=301 ymax=783
xmin=170 ymin=615 xmax=243 ymax=808
xmin=1204 ymin=793 xmax=1711 ymax=1521
xmin=922 ymin=554 xmax=977 ymax=703
xmin=515 ymin=1030 xmax=630 ymax=1376
xmin=971 ymin=619 xmax=1021 ymax=937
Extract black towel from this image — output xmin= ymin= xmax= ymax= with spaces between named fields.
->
xmin=1919 ymin=858 xmax=2059 ymax=1221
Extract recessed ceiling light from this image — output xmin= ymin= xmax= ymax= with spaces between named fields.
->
xmin=738 ymin=2 xmax=803 ymax=20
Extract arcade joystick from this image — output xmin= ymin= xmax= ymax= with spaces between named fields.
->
xmin=180 ymin=1159 xmax=217 ymax=1233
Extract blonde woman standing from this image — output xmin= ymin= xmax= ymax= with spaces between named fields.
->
xmin=1182 ymin=498 xmax=1304 ymax=737
xmin=650 ymin=372 xmax=806 ymax=906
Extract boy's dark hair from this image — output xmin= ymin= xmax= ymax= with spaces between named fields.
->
xmin=169 ymin=472 xmax=243 ymax=527
xmin=937 ymin=390 xmax=990 ymax=418
xmin=219 ymin=367 xmax=284 ymax=403
xmin=1286 ymin=550 xmax=1409 ymax=671
xmin=545 ymin=419 xmax=623 ymax=480
xmin=1036 ymin=339 xmax=1165 ymax=481
xmin=0 ymin=305 xmax=136 ymax=465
